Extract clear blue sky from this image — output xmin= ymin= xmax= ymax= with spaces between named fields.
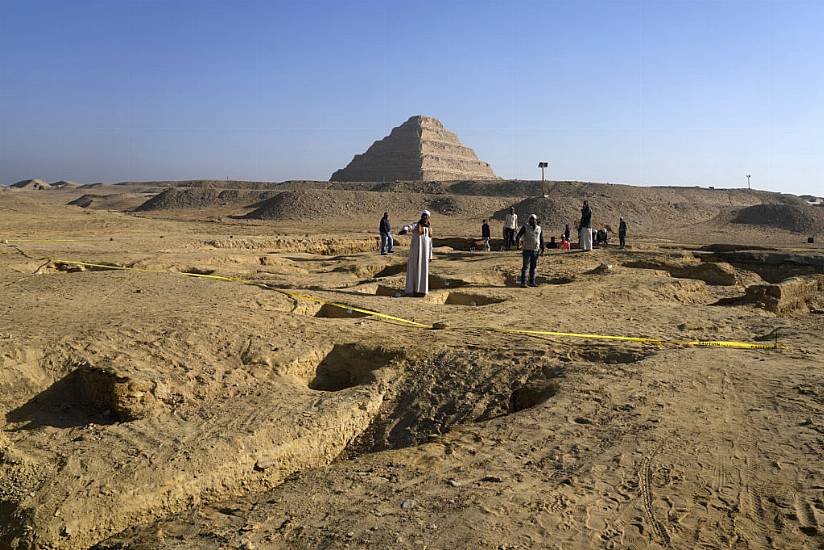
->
xmin=1 ymin=0 xmax=821 ymax=195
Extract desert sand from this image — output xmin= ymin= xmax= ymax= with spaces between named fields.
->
xmin=1 ymin=179 xmax=823 ymax=550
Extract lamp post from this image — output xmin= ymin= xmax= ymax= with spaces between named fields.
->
xmin=538 ymin=161 xmax=549 ymax=197
xmin=746 ymin=174 xmax=751 ymax=190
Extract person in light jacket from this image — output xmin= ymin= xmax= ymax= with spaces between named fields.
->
xmin=516 ymin=214 xmax=545 ymax=287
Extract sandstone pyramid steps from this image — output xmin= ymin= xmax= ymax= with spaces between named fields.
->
xmin=331 ymin=115 xmax=498 ymax=182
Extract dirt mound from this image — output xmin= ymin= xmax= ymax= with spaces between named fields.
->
xmin=68 ymin=194 xmax=103 ymax=208
xmin=49 ymin=180 xmax=79 ymax=189
xmin=116 ymin=179 xmax=285 ymax=190
xmin=245 ymin=190 xmax=509 ymax=220
xmin=494 ymin=191 xmax=729 ymax=236
xmin=10 ymin=179 xmax=49 ymax=190
xmin=493 ymin=197 xmax=580 ymax=230
xmin=135 ymin=188 xmax=281 ymax=211
xmin=372 ymin=180 xmax=449 ymax=194
xmin=68 ymin=193 xmax=151 ymax=211
xmin=448 ymin=179 xmax=542 ymax=197
xmin=732 ymin=203 xmax=824 ymax=233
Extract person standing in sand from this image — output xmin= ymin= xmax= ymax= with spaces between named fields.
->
xmin=481 ymin=219 xmax=491 ymax=251
xmin=403 ymin=210 xmax=433 ymax=297
xmin=503 ymin=207 xmax=518 ymax=250
xmin=516 ymin=214 xmax=545 ymax=287
xmin=618 ymin=216 xmax=628 ymax=249
xmin=578 ymin=200 xmax=593 ymax=251
xmin=379 ymin=212 xmax=393 ymax=255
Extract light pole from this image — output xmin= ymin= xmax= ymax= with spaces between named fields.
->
xmin=746 ymin=174 xmax=751 ymax=190
xmin=538 ymin=161 xmax=548 ymax=197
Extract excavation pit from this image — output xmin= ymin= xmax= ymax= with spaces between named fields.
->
xmin=6 ymin=360 xmax=156 ymax=429
xmin=429 ymin=275 xmax=469 ymax=290
xmin=572 ymin=346 xmax=654 ymax=364
xmin=373 ymin=264 xmax=407 ymax=278
xmin=425 ymin=291 xmax=505 ymax=306
xmin=509 ymin=380 xmax=559 ymax=412
xmin=182 ymin=266 xmax=216 ymax=275
xmin=346 ymin=351 xmax=564 ymax=455
xmin=314 ymin=303 xmax=370 ymax=319
xmin=53 ymin=261 xmax=124 ymax=273
xmin=303 ymin=344 xmax=402 ymax=392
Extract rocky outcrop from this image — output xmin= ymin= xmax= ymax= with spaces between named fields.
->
xmin=331 ymin=115 xmax=498 ymax=182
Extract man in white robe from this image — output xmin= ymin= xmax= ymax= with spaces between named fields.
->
xmin=578 ymin=200 xmax=593 ymax=251
xmin=404 ymin=210 xmax=432 ymax=296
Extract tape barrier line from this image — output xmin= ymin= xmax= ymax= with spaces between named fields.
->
xmin=4 ymin=239 xmax=83 ymax=243
xmin=491 ymin=328 xmax=778 ymax=350
xmin=52 ymin=259 xmax=431 ymax=328
xmin=50 ymin=259 xmax=778 ymax=350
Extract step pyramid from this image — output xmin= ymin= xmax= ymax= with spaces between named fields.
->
xmin=331 ymin=115 xmax=498 ymax=182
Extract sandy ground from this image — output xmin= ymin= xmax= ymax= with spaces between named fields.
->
xmin=1 ymin=189 xmax=823 ymax=549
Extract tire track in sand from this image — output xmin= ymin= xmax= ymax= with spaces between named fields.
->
xmin=639 ymin=451 xmax=672 ymax=548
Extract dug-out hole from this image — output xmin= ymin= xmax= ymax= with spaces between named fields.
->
xmin=439 ymin=292 xmax=505 ymax=306
xmin=296 ymin=344 xmax=402 ymax=392
xmin=345 ymin=351 xmax=564 ymax=456
xmin=314 ymin=303 xmax=370 ymax=319
xmin=5 ymin=360 xmax=156 ymax=429
xmin=572 ymin=346 xmax=654 ymax=364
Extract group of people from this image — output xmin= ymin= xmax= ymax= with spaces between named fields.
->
xmin=377 ymin=201 xmax=629 ymax=296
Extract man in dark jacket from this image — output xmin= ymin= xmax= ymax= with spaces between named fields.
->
xmin=618 ymin=216 xmax=628 ymax=249
xmin=481 ymin=219 xmax=491 ymax=251
xmin=379 ymin=212 xmax=393 ymax=255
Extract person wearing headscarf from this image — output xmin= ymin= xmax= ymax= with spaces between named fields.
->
xmin=403 ymin=210 xmax=433 ymax=296
xmin=516 ymin=214 xmax=545 ymax=287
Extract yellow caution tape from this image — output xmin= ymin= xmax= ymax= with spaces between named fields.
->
xmin=4 ymin=239 xmax=83 ymax=243
xmin=491 ymin=328 xmax=779 ymax=350
xmin=49 ymin=259 xmax=779 ymax=350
